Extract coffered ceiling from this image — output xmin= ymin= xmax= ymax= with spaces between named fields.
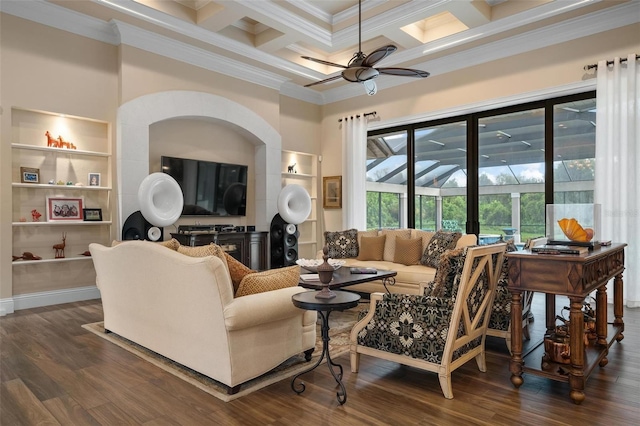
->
xmin=2 ymin=0 xmax=637 ymax=104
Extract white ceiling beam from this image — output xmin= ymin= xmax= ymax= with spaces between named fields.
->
xmin=447 ymin=0 xmax=491 ymax=28
xmin=196 ymin=1 xmax=245 ymax=32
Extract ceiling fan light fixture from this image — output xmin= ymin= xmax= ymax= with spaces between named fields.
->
xmin=342 ymin=67 xmax=379 ymax=82
xmin=363 ymin=80 xmax=377 ymax=96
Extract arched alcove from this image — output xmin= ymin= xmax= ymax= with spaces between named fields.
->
xmin=116 ymin=91 xmax=281 ymax=234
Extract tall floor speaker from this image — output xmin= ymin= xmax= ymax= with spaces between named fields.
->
xmin=270 ymin=213 xmax=298 ymax=268
xmin=122 ymin=210 xmax=164 ymax=241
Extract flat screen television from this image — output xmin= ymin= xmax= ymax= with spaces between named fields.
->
xmin=161 ymin=156 xmax=248 ymax=216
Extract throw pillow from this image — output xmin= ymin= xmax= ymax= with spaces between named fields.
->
xmin=235 ymin=265 xmax=300 ymax=297
xmin=158 ymin=238 xmax=180 ymax=251
xmin=357 ymin=235 xmax=386 ymax=261
xmin=177 ymin=243 xmax=229 ymax=273
xmin=420 ymin=230 xmax=462 ymax=268
xmin=324 ymin=229 xmax=359 ymax=258
xmin=380 ymin=229 xmax=412 ymax=261
xmin=223 ymin=252 xmax=257 ymax=294
xmin=357 ymin=229 xmax=379 ymax=246
xmin=411 ymin=229 xmax=435 ymax=252
xmin=393 ymin=237 xmax=423 ymax=266
xmin=430 ymin=247 xmax=467 ymax=298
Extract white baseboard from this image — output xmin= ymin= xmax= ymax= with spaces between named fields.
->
xmin=0 ymin=286 xmax=101 ymax=316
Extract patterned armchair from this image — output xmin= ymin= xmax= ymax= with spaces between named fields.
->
xmin=350 ymin=244 xmax=506 ymax=399
xmin=486 ymin=237 xmax=546 ymax=352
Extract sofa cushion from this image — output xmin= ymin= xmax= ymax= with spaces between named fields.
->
xmin=357 ymin=235 xmax=386 ymax=261
xmin=357 ymin=229 xmax=379 ymax=246
xmin=411 ymin=229 xmax=436 ymax=252
xmin=420 ymin=231 xmax=462 ymax=268
xmin=111 ymin=238 xmax=180 ymax=251
xmin=223 ymin=252 xmax=257 ymax=294
xmin=381 ymin=229 xmax=412 ymax=261
xmin=235 ymin=266 xmax=300 ymax=297
xmin=393 ymin=237 xmax=423 ymax=266
xmin=325 ymin=229 xmax=359 ymax=258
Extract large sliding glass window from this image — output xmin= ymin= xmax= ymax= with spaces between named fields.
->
xmin=365 ymin=91 xmax=596 ymax=241
xmin=414 ymin=121 xmax=467 ymax=232
xmin=478 ymin=107 xmax=545 ymax=242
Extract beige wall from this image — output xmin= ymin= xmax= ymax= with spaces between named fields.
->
xmin=319 ymin=23 xmax=640 ymax=233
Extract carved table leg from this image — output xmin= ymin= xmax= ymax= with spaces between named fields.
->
xmin=568 ymin=296 xmax=586 ymax=405
xmin=596 ymin=285 xmax=608 ymax=347
xmin=614 ymin=272 xmax=625 ymax=341
xmin=509 ymin=290 xmax=524 ymax=388
xmin=545 ymin=293 xmax=556 ymax=335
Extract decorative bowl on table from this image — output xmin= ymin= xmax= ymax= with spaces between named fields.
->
xmin=296 ymin=258 xmax=345 ymax=273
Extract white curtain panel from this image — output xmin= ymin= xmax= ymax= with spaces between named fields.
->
xmin=594 ymin=53 xmax=640 ymax=308
xmin=341 ymin=114 xmax=368 ymax=230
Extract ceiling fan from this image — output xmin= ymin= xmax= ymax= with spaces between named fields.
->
xmin=302 ymin=0 xmax=430 ymax=91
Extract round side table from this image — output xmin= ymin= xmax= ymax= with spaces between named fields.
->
xmin=291 ymin=290 xmax=361 ymax=404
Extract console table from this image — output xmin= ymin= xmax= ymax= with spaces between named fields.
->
xmin=505 ymin=243 xmax=626 ymax=404
xmin=171 ymin=231 xmax=268 ymax=270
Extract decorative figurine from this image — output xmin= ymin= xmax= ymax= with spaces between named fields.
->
xmin=56 ymin=180 xmax=65 ymax=185
xmin=57 ymin=136 xmax=76 ymax=150
xmin=288 ymin=163 xmax=296 ymax=173
xmin=13 ymin=252 xmax=42 ymax=261
xmin=31 ymin=209 xmax=42 ymax=222
xmin=19 ymin=217 xmax=26 ymax=222
xmin=79 ymin=250 xmax=91 ymax=257
xmin=48 ymin=179 xmax=55 ymax=185
xmin=53 ymin=232 xmax=66 ymax=258
xmin=315 ymin=246 xmax=336 ymax=299
xmin=75 ymin=182 xmax=84 ymax=186
xmin=46 ymin=131 xmax=58 ymax=147
xmin=66 ymin=181 xmax=73 ymax=185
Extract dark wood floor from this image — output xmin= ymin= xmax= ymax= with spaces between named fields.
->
xmin=1 ymin=295 xmax=639 ymax=425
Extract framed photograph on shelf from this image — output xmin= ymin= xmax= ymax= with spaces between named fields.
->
xmin=83 ymin=208 xmax=103 ymax=221
xmin=88 ymin=173 xmax=101 ymax=186
xmin=20 ymin=167 xmax=40 ymax=184
xmin=323 ymin=176 xmax=342 ymax=209
xmin=46 ymin=196 xmax=84 ymax=221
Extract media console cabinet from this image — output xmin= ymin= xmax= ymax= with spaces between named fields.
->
xmin=171 ymin=231 xmax=268 ymax=271
xmin=505 ymin=243 xmax=626 ymax=405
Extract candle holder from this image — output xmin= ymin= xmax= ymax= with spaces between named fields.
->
xmin=315 ymin=246 xmax=336 ymax=299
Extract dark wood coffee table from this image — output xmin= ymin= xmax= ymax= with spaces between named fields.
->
xmin=298 ymin=267 xmax=397 ymax=293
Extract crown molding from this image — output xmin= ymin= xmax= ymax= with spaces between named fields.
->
xmin=111 ymin=20 xmax=290 ymax=91
xmin=0 ymin=0 xmax=119 ymax=45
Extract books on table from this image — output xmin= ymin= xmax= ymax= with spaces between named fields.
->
xmin=350 ymin=267 xmax=377 ymax=274
xmin=531 ymin=245 xmax=588 ymax=255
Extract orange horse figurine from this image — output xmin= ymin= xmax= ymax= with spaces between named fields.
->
xmin=46 ymin=131 xmax=59 ymax=147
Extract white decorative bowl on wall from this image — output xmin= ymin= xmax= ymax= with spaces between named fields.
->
xmin=296 ymin=258 xmax=345 ymax=273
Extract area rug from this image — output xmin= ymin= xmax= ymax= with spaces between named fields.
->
xmin=82 ymin=302 xmax=367 ymax=402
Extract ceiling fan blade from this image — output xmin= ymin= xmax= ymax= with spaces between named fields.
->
xmin=378 ymin=67 xmax=430 ymax=78
xmin=304 ymin=75 xmax=344 ymax=87
xmin=362 ymin=45 xmax=397 ymax=67
xmin=301 ymin=56 xmax=348 ymax=69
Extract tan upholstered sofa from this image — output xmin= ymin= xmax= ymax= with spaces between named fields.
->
xmin=90 ymin=240 xmax=316 ymax=394
xmin=320 ymin=229 xmax=477 ymax=295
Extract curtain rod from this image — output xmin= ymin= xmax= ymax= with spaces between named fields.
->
xmin=338 ymin=111 xmax=377 ymax=122
xmin=584 ymin=54 xmax=640 ymax=71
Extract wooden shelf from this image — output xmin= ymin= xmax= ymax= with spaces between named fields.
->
xmin=13 ymin=221 xmax=112 ymax=227
xmin=521 ymin=323 xmax=623 ymax=382
xmin=12 ymin=183 xmax=111 ymax=190
xmin=12 ymin=256 xmax=93 ymax=266
xmin=11 ymin=143 xmax=109 ymax=157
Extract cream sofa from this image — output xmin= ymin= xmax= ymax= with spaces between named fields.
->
xmin=89 ymin=240 xmax=316 ymax=394
xmin=320 ymin=229 xmax=477 ymax=295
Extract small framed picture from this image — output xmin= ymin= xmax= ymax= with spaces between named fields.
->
xmin=323 ymin=175 xmax=342 ymax=209
xmin=20 ymin=167 xmax=40 ymax=184
xmin=83 ymin=208 xmax=103 ymax=221
xmin=88 ymin=173 xmax=101 ymax=186
xmin=46 ymin=196 xmax=84 ymax=221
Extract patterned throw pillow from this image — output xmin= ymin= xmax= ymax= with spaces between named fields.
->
xmin=393 ymin=237 xmax=423 ymax=266
xmin=381 ymin=229 xmax=412 ymax=261
xmin=357 ymin=235 xmax=386 ymax=261
xmin=235 ymin=265 xmax=300 ymax=297
xmin=177 ymin=243 xmax=229 ymax=273
xmin=324 ymin=229 xmax=359 ymax=258
xmin=158 ymin=238 xmax=180 ymax=251
xmin=223 ymin=252 xmax=257 ymax=294
xmin=420 ymin=230 xmax=462 ymax=268
xmin=429 ymin=247 xmax=468 ymax=298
